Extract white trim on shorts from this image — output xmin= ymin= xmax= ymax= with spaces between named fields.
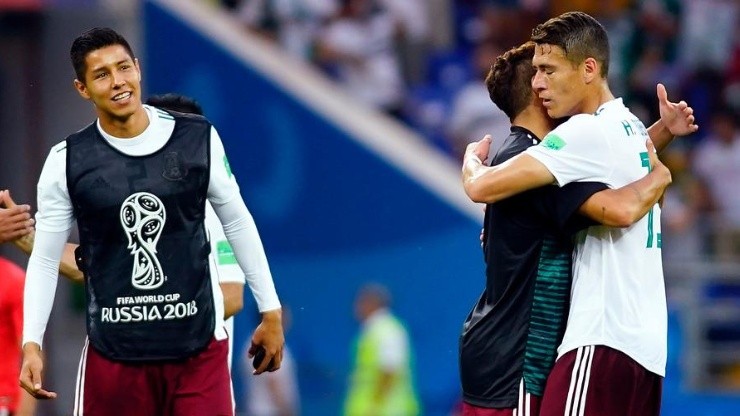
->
xmin=513 ymin=378 xmax=532 ymax=416
xmin=73 ymin=338 xmax=90 ymax=416
xmin=564 ymin=345 xmax=595 ymax=416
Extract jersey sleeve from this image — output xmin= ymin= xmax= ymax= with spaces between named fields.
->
xmin=204 ymin=202 xmax=245 ymax=284
xmin=23 ymin=229 xmax=71 ymax=347
xmin=35 ymin=142 xmax=75 ymax=232
xmin=207 ymin=126 xmax=241 ymax=206
xmin=552 ymin=182 xmax=609 ymax=235
xmin=206 ymin=126 xmax=280 ymax=312
xmin=525 ymin=115 xmax=614 ymax=187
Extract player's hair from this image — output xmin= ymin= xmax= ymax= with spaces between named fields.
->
xmin=531 ymin=11 xmax=609 ymax=77
xmin=70 ymin=27 xmax=135 ymax=83
xmin=146 ymin=94 xmax=204 ymax=116
xmin=359 ymin=283 xmax=391 ymax=307
xmin=485 ymin=42 xmax=536 ymax=121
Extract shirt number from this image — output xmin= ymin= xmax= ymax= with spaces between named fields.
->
xmin=640 ymin=152 xmax=661 ymax=248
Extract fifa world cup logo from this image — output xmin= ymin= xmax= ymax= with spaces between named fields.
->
xmin=120 ymin=192 xmax=167 ymax=290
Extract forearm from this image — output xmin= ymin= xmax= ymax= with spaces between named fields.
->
xmin=212 ymin=198 xmax=281 ymax=312
xmin=647 ymin=120 xmax=673 ymax=153
xmin=60 ymin=242 xmax=83 ymax=283
xmin=220 ymin=282 xmax=244 ymax=319
xmin=462 ymin=153 xmax=554 ymax=203
xmin=23 ymin=229 xmax=69 ymax=347
xmin=580 ymin=169 xmax=670 ymax=227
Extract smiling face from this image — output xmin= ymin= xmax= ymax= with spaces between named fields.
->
xmin=73 ymin=44 xmax=144 ymax=128
xmin=531 ymin=43 xmax=591 ymax=119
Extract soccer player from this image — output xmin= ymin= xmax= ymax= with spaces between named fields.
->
xmin=462 ymin=12 xmax=698 ymax=416
xmin=20 ymin=28 xmax=283 ymax=416
xmin=459 ymin=41 xmax=676 ymax=416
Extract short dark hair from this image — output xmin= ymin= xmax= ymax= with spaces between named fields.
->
xmin=146 ymin=94 xmax=204 ymax=115
xmin=70 ymin=27 xmax=135 ymax=83
xmin=531 ymin=11 xmax=610 ymax=77
xmin=485 ymin=42 xmax=536 ymax=121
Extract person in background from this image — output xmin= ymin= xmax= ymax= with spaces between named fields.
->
xmin=0 ymin=256 xmax=36 ymax=416
xmin=344 ymin=283 xmax=419 ymax=416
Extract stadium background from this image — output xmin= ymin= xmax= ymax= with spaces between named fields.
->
xmin=0 ymin=0 xmax=738 ymax=415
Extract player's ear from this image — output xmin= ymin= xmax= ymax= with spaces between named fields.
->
xmin=582 ymin=57 xmax=598 ymax=84
xmin=74 ymin=78 xmax=90 ymax=100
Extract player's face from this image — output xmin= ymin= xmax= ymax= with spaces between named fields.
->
xmin=531 ymin=44 xmax=587 ymax=119
xmin=74 ymin=44 xmax=143 ymax=123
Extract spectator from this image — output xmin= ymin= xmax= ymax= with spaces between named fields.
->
xmin=315 ymin=0 xmax=405 ymax=118
xmin=344 ymin=283 xmax=419 ymax=416
xmin=377 ymin=0 xmax=430 ymax=85
xmin=692 ymin=108 xmax=740 ymax=259
xmin=236 ymin=0 xmax=336 ymax=60
xmin=447 ymin=41 xmax=510 ymax=160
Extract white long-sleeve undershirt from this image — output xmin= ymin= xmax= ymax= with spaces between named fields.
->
xmin=23 ymin=106 xmax=279 ymax=347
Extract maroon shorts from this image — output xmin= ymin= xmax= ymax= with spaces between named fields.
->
xmin=73 ymin=337 xmax=233 ymax=416
xmin=462 ymin=380 xmax=542 ymax=416
xmin=540 ymin=345 xmax=662 ymax=416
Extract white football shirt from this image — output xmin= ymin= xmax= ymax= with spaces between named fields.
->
xmin=526 ymin=98 xmax=667 ymax=376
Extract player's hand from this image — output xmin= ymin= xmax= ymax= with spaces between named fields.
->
xmin=0 ymin=190 xmax=34 ymax=244
xmin=465 ymin=135 xmax=493 ymax=164
xmin=248 ymin=308 xmax=285 ymax=375
xmin=657 ymin=83 xmax=698 ymax=137
xmin=19 ymin=343 xmax=57 ymax=400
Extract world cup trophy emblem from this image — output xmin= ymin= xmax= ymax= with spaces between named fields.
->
xmin=120 ymin=192 xmax=167 ymax=290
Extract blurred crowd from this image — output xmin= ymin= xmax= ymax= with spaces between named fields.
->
xmin=217 ymin=0 xmax=740 ymax=268
xmin=217 ymin=0 xmax=740 ymax=394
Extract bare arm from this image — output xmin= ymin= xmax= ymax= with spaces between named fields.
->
xmin=646 ymin=119 xmax=674 ymax=154
xmin=579 ymin=139 xmax=671 ymax=227
xmin=221 ymin=282 xmax=244 ymax=319
xmin=462 ymin=136 xmax=555 ymax=204
xmin=1 ymin=190 xmax=81 ymax=280
xmin=12 ymin=231 xmax=83 ymax=283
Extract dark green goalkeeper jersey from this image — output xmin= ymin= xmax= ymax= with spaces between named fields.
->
xmin=459 ymin=126 xmax=607 ymax=408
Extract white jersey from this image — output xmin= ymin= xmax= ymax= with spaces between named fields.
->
xmin=25 ymin=105 xmax=277 ymax=347
xmin=526 ymin=98 xmax=667 ymax=376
